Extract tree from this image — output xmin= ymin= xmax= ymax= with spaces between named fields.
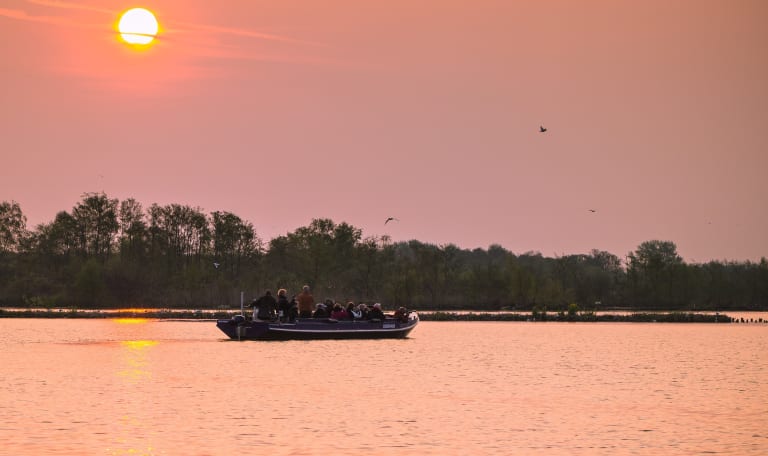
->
xmin=34 ymin=212 xmax=79 ymax=257
xmin=0 ymin=200 xmax=27 ymax=253
xmin=211 ymin=211 xmax=260 ymax=275
xmin=71 ymin=192 xmax=119 ymax=259
xmin=627 ymin=240 xmax=684 ymax=308
xmin=148 ymin=204 xmax=210 ymax=261
xmin=118 ymin=198 xmax=147 ymax=259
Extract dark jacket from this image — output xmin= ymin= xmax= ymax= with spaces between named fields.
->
xmin=255 ymin=294 xmax=277 ymax=319
xmin=277 ymin=295 xmax=291 ymax=314
xmin=312 ymin=307 xmax=328 ymax=318
xmin=368 ymin=307 xmax=385 ymax=320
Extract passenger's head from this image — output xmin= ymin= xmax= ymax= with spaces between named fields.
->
xmin=346 ymin=302 xmax=355 ymax=310
xmin=358 ymin=303 xmax=368 ymax=310
xmin=373 ymin=303 xmax=381 ymax=309
xmin=265 ymin=290 xmax=272 ymax=296
xmin=277 ymin=288 xmax=287 ymax=297
xmin=302 ymin=285 xmax=310 ymax=292
xmin=333 ymin=303 xmax=342 ymax=311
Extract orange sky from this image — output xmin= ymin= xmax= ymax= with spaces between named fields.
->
xmin=2 ymin=0 xmax=767 ymax=262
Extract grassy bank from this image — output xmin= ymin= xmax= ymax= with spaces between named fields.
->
xmin=1 ymin=308 xmax=761 ymax=323
xmin=0 ymin=308 xmax=231 ymax=320
xmin=419 ymin=311 xmax=743 ymax=323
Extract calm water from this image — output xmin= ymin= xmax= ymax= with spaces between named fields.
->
xmin=0 ymin=319 xmax=766 ymax=455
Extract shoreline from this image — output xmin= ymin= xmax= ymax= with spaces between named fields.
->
xmin=1 ymin=309 xmax=764 ymax=323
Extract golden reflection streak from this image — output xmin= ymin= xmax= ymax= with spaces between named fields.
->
xmin=114 ymin=318 xmax=149 ymax=324
xmin=111 ymin=338 xmax=160 ymax=454
xmin=118 ymin=340 xmax=157 ymax=381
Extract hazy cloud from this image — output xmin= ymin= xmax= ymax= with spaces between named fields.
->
xmin=168 ymin=22 xmax=325 ymax=47
xmin=25 ymin=0 xmax=111 ymax=15
xmin=0 ymin=6 xmax=80 ymax=26
xmin=21 ymin=0 xmax=320 ymax=46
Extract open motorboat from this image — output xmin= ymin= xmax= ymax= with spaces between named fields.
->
xmin=216 ymin=313 xmax=419 ymax=340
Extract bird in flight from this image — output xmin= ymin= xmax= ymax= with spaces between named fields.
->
xmin=588 ymin=209 xmax=596 ymax=213
xmin=213 ymin=262 xmax=221 ymax=269
xmin=539 ymin=126 xmax=547 ymax=133
xmin=385 ymin=217 xmax=399 ymax=225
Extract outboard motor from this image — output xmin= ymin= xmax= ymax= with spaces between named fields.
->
xmin=231 ymin=314 xmax=246 ymax=325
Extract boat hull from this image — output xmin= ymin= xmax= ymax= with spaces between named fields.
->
xmin=216 ymin=315 xmax=418 ymax=340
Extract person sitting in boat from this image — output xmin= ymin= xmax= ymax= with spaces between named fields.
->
xmin=368 ymin=303 xmax=385 ymax=320
xmin=393 ymin=306 xmax=409 ymax=322
xmin=297 ymin=285 xmax=315 ymax=319
xmin=288 ymin=295 xmax=299 ymax=323
xmin=276 ymin=288 xmax=290 ymax=322
xmin=312 ymin=302 xmax=328 ymax=318
xmin=253 ymin=290 xmax=278 ymax=321
xmin=330 ymin=302 xmax=348 ymax=320
xmin=357 ymin=303 xmax=369 ymax=320
xmin=347 ymin=302 xmax=360 ymax=320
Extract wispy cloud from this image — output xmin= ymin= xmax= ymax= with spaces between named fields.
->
xmin=0 ymin=7 xmax=74 ymax=26
xmin=168 ymin=22 xmax=325 ymax=47
xmin=25 ymin=0 xmax=111 ymax=15
xmin=3 ymin=0 xmax=335 ymax=88
xmin=20 ymin=0 xmax=322 ymax=46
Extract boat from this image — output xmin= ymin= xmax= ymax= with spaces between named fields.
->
xmin=216 ymin=313 xmax=419 ymax=340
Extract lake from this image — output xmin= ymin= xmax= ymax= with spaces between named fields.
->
xmin=1 ymin=319 xmax=766 ymax=455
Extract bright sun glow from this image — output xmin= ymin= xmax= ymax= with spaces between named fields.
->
xmin=118 ymin=8 xmax=159 ymax=45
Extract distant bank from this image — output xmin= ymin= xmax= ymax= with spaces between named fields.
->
xmin=2 ymin=308 xmax=767 ymax=323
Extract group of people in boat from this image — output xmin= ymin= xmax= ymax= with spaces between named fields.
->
xmin=250 ymin=285 xmax=409 ymax=323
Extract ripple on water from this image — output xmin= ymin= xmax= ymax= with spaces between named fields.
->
xmin=0 ymin=320 xmax=766 ymax=455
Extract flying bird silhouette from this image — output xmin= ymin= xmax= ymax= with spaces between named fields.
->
xmin=385 ymin=217 xmax=399 ymax=225
xmin=539 ymin=126 xmax=547 ymax=133
xmin=213 ymin=262 xmax=221 ymax=269
xmin=588 ymin=209 xmax=596 ymax=213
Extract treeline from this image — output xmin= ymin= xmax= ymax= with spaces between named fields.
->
xmin=1 ymin=194 xmax=767 ymax=311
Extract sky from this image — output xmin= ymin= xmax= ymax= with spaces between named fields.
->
xmin=1 ymin=0 xmax=767 ymax=262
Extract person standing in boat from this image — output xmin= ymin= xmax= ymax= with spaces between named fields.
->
xmin=253 ymin=290 xmax=278 ymax=321
xmin=297 ymin=285 xmax=315 ymax=318
xmin=276 ymin=288 xmax=290 ymax=322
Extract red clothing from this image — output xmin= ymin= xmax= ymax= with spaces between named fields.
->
xmin=297 ymin=291 xmax=315 ymax=314
xmin=331 ymin=309 xmax=348 ymax=320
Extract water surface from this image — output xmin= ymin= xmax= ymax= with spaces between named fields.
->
xmin=1 ymin=319 xmax=766 ymax=455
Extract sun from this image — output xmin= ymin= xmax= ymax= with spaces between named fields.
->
xmin=118 ymin=8 xmax=159 ymax=46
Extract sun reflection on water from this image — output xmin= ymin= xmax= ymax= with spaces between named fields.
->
xmin=118 ymin=340 xmax=158 ymax=381
xmin=112 ymin=339 xmax=161 ymax=455
xmin=114 ymin=318 xmax=149 ymax=324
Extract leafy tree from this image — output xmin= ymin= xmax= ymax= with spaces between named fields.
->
xmin=627 ymin=240 xmax=684 ymax=308
xmin=211 ymin=211 xmax=260 ymax=275
xmin=148 ymin=204 xmax=210 ymax=261
xmin=71 ymin=192 xmax=120 ymax=259
xmin=0 ymin=200 xmax=27 ymax=253
xmin=118 ymin=198 xmax=148 ymax=259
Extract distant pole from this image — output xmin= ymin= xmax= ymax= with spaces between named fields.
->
xmin=240 ymin=291 xmax=244 ymax=315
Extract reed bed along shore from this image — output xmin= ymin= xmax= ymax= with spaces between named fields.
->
xmin=2 ymin=308 xmax=765 ymax=323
